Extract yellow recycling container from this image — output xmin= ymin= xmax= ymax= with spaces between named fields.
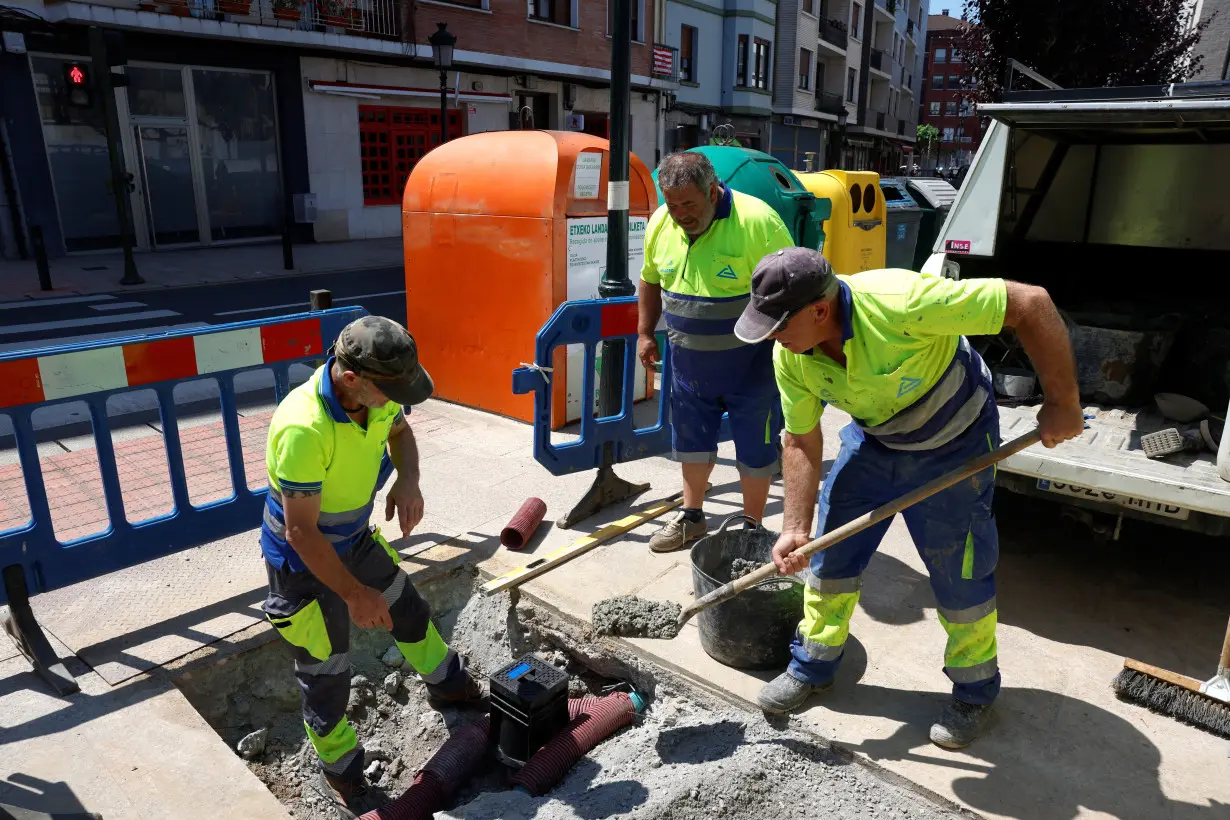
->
xmin=796 ymin=170 xmax=886 ymax=274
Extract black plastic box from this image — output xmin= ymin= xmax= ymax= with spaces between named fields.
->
xmin=488 ymin=654 xmax=570 ymax=768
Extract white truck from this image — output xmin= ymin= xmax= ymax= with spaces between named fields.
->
xmin=921 ymin=81 xmax=1230 ymax=537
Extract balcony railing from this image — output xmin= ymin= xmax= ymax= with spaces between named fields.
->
xmin=652 ymin=44 xmax=679 ymax=83
xmin=870 ymin=49 xmax=887 ymax=73
xmin=815 ymin=91 xmax=845 ymax=115
xmin=135 ymin=0 xmax=402 ymax=38
xmin=820 ymin=18 xmax=849 ymax=50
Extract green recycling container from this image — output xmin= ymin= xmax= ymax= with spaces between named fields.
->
xmin=652 ymin=146 xmax=830 ymax=250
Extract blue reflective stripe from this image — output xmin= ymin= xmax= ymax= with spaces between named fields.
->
xmin=663 ymin=313 xmax=739 ymax=336
xmin=863 ymin=340 xmax=993 ymax=450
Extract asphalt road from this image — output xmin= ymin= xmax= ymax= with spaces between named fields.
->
xmin=0 ymin=266 xmax=406 ymax=354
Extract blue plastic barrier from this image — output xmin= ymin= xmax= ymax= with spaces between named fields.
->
xmin=0 ymin=307 xmax=364 ymax=693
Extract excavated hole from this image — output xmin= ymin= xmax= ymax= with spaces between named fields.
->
xmin=176 ymin=566 xmax=969 ymax=819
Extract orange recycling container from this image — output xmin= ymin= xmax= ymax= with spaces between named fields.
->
xmin=402 ymin=131 xmax=658 ymax=428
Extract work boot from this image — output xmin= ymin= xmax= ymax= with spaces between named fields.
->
xmin=648 ymin=512 xmax=708 ymax=553
xmin=757 ymin=671 xmax=833 ymax=714
xmin=425 ymin=656 xmax=487 ymax=708
xmin=929 ymin=698 xmax=992 ymax=749
xmin=315 ymin=770 xmax=386 ymax=819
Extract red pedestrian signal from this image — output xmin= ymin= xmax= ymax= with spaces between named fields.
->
xmin=63 ymin=63 xmax=92 ymax=106
xmin=69 ymin=65 xmax=86 ymax=85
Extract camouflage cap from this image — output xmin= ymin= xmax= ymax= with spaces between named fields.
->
xmin=332 ymin=316 xmax=434 ymax=406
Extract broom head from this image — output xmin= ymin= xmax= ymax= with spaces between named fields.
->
xmin=1113 ymin=663 xmax=1230 ymax=739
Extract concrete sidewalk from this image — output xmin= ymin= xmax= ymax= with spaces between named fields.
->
xmin=2 ymin=398 xmax=1228 ymax=819
xmin=0 ymin=237 xmax=402 ymax=301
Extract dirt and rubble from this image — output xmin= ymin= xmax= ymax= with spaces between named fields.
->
xmin=178 ymin=569 xmax=966 ymax=819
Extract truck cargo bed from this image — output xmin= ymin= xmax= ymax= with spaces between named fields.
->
xmin=997 ymin=404 xmax=1230 ymax=519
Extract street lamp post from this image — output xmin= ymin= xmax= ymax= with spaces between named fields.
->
xmin=428 ymin=23 xmax=456 ymax=146
xmin=834 ymin=110 xmax=849 ymax=170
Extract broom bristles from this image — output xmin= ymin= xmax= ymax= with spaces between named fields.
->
xmin=1112 ymin=667 xmax=1230 ymax=739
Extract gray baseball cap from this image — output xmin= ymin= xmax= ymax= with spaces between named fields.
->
xmin=734 ymin=247 xmax=839 ymax=344
xmin=333 ymin=316 xmax=434 ymax=406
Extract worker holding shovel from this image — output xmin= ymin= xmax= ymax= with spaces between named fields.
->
xmin=734 ymin=248 xmax=1084 ymax=748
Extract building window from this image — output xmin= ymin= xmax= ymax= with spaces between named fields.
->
xmin=932 ymin=74 xmax=943 ymax=89
xmin=753 ymin=38 xmax=771 ymax=89
xmin=945 ymin=100 xmax=957 ymax=115
xmin=957 ymin=126 xmax=966 ymax=141
xmin=851 ymin=3 xmax=862 ymax=39
xmin=934 ymin=47 xmax=947 ymax=63
xmin=942 ymin=126 xmax=955 ymax=142
xmin=799 ymin=48 xmax=812 ymax=89
xmin=847 ymin=67 xmax=857 ymax=102
xmin=950 ymin=48 xmax=962 ymax=63
xmin=607 ymin=0 xmax=642 ymax=42
xmin=359 ymin=105 xmax=462 ymax=206
xmin=802 ymin=0 xmax=814 ymax=14
xmin=737 ymin=34 xmax=749 ymax=86
xmin=959 ymin=100 xmax=974 ymax=116
xmin=528 ymin=0 xmax=573 ymax=27
xmin=680 ymin=24 xmax=697 ymax=82
xmin=949 ymin=75 xmax=962 ymax=89
xmin=929 ymin=101 xmax=940 ymax=115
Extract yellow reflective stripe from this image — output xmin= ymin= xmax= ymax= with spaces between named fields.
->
xmin=397 ymin=621 xmax=450 ymax=678
xmin=305 ymin=717 xmax=357 ymax=764
xmin=268 ymin=599 xmax=332 ymax=661
xmin=372 ymin=527 xmax=400 ymax=565
xmin=961 ymin=530 xmax=975 ymax=580
xmin=936 ymin=608 xmax=998 ymax=670
xmin=765 ymin=410 xmax=772 ymax=445
xmin=799 ymin=585 xmax=861 ymax=656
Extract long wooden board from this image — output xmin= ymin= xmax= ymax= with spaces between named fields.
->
xmin=481 ymin=491 xmax=686 ymax=596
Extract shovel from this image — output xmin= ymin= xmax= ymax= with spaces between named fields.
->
xmin=675 ymin=428 xmax=1044 ymax=632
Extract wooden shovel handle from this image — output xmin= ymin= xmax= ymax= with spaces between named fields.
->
xmin=1220 ymin=616 xmax=1230 ymax=670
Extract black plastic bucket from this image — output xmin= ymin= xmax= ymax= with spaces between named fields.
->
xmin=690 ymin=514 xmax=805 ymax=670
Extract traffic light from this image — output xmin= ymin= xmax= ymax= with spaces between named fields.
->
xmin=63 ymin=61 xmax=91 ymax=107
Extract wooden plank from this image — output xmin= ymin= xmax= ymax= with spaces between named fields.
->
xmin=481 ymin=491 xmax=686 ymax=596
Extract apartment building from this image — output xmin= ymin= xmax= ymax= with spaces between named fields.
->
xmin=0 ymin=0 xmax=679 ymax=258
xmin=661 ymin=0 xmax=777 ymax=153
xmin=770 ymin=0 xmax=925 ymax=173
xmin=918 ymin=9 xmax=979 ymax=171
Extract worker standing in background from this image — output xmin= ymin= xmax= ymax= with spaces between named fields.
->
xmin=735 ymin=249 xmax=1084 ymax=748
xmin=260 ymin=316 xmax=484 ymax=817
xmin=637 ymin=152 xmax=796 ymax=552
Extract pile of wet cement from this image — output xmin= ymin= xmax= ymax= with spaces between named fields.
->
xmin=728 ymin=558 xmax=762 ymax=581
xmin=442 ymin=694 xmax=964 ymax=820
xmin=592 ymin=595 xmax=682 ymax=639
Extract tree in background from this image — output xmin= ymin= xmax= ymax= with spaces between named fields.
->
xmin=959 ymin=0 xmax=1212 ymax=102
xmin=916 ymin=123 xmax=940 ymax=163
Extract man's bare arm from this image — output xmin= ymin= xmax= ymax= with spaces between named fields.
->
xmin=637 ymin=280 xmax=662 ymax=338
xmin=284 ymin=490 xmax=363 ymax=600
xmin=782 ymin=428 xmax=824 ymax=536
xmin=387 ymin=412 xmax=419 ymax=483
xmin=1002 ymin=281 xmax=1084 ymax=448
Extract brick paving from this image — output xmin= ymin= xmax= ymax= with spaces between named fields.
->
xmin=0 ymin=406 xmax=451 ymax=543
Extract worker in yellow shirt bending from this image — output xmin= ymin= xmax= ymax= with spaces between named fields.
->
xmin=735 ymin=248 xmax=1083 ymax=748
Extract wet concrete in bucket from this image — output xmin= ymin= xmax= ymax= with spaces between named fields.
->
xmin=592 ymin=595 xmax=682 ymax=639
xmin=728 ymin=558 xmax=762 ymax=582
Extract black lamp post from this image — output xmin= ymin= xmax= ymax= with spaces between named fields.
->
xmin=428 ymin=22 xmax=456 ymax=146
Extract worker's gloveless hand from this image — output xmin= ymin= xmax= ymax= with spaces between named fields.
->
xmin=386 ymin=477 xmax=425 ymax=537
xmin=1036 ymin=398 xmax=1085 ymax=449
xmin=636 ymin=334 xmax=659 ymax=371
xmin=772 ymin=531 xmax=810 ymax=576
xmin=347 ymin=586 xmax=393 ymax=630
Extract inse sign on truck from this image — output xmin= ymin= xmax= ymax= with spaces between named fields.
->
xmin=921 ymin=79 xmax=1230 ymax=537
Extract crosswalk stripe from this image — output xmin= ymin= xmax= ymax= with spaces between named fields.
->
xmin=0 ymin=310 xmax=181 ymax=337
xmin=90 ymin=301 xmax=149 ymax=312
xmin=0 ymin=294 xmax=116 ymax=311
xmin=0 ymin=323 xmax=209 ymax=354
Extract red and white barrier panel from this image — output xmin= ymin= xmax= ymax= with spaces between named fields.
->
xmin=0 ymin=318 xmax=323 ymax=410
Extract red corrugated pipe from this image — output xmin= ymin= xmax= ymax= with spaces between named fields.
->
xmin=511 ymin=692 xmax=639 ymax=796
xmin=501 ymin=497 xmax=547 ymax=550
xmin=360 ymin=717 xmax=488 ymax=820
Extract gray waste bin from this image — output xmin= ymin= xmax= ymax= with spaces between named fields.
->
xmin=903 ymin=177 xmax=958 ymax=270
xmin=879 ymin=178 xmax=923 ymax=270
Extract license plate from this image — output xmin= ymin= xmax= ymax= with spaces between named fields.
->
xmin=1035 ymin=480 xmax=1191 ymax=520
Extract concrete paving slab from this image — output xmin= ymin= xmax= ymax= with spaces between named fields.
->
xmin=32 ymin=530 xmax=268 ymax=685
xmin=0 ymin=656 xmax=290 ymax=820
